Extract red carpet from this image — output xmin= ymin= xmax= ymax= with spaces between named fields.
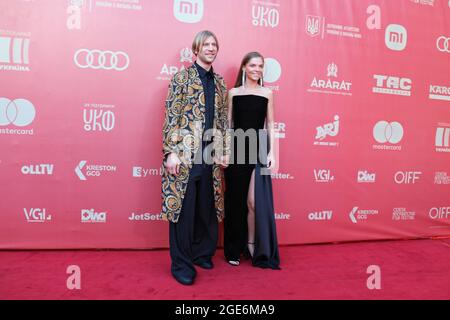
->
xmin=0 ymin=239 xmax=449 ymax=300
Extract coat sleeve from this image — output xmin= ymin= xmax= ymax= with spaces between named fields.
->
xmin=162 ymin=77 xmax=184 ymax=158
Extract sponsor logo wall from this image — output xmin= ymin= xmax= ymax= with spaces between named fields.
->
xmin=0 ymin=0 xmax=449 ymax=249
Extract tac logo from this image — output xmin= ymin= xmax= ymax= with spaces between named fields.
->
xmin=385 ymin=24 xmax=407 ymax=51
xmin=263 ymin=58 xmax=282 ymax=83
xmin=173 ymin=0 xmax=203 ymax=24
xmin=373 ymin=75 xmax=412 ymax=96
xmin=0 ymin=98 xmax=36 ymax=127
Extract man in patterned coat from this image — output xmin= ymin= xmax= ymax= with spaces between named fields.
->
xmin=161 ymin=30 xmax=228 ymax=285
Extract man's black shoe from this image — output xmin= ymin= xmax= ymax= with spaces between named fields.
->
xmin=194 ymin=260 xmax=214 ymax=269
xmin=172 ymin=273 xmax=195 ymax=285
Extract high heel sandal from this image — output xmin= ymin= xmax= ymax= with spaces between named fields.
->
xmin=228 ymin=259 xmax=240 ymax=266
xmin=247 ymin=242 xmax=255 ymax=258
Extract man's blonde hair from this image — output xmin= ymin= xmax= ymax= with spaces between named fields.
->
xmin=192 ymin=30 xmax=219 ymax=55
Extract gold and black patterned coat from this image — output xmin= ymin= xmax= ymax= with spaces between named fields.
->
xmin=161 ymin=65 xmax=228 ymax=223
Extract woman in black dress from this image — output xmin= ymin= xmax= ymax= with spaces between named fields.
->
xmin=224 ymin=52 xmax=280 ymax=269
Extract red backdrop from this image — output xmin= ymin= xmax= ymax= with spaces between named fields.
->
xmin=0 ymin=0 xmax=449 ymax=249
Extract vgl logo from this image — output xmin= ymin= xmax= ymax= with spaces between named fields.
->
xmin=173 ymin=0 xmax=203 ymax=24
xmin=83 ymin=109 xmax=115 ymax=132
xmin=252 ymin=5 xmax=279 ymax=28
xmin=81 ymin=209 xmax=106 ymax=223
xmin=24 ymin=208 xmax=52 ymax=223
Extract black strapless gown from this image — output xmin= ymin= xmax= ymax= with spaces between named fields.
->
xmin=224 ymin=95 xmax=280 ymax=269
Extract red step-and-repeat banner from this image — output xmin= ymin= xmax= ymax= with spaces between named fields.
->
xmin=0 ymin=0 xmax=449 ymax=249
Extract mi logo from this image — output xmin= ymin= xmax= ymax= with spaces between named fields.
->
xmin=174 ymin=0 xmax=203 ymax=23
xmin=385 ymin=24 xmax=407 ymax=51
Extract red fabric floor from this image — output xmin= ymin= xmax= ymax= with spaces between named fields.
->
xmin=0 ymin=239 xmax=449 ymax=300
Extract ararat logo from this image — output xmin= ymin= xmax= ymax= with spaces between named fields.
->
xmin=314 ymin=169 xmax=334 ymax=183
xmin=21 ymin=164 xmax=54 ymax=175
xmin=314 ymin=115 xmax=340 ymax=147
xmin=429 ymin=84 xmax=450 ymax=101
xmin=308 ymin=63 xmax=352 ymax=96
xmin=373 ymin=75 xmax=412 ymax=96
xmin=24 ymin=208 xmax=52 ymax=223
xmin=0 ymin=35 xmax=30 ymax=71
xmin=81 ymin=209 xmax=106 ymax=223
xmin=252 ymin=2 xmax=280 ymax=28
xmin=173 ymin=0 xmax=203 ymax=23
xmin=385 ymin=24 xmax=407 ymax=51
xmin=157 ymin=47 xmax=192 ymax=81
xmin=308 ymin=210 xmax=333 ymax=221
xmin=372 ymin=121 xmax=403 ymax=151
xmin=180 ymin=47 xmax=193 ymax=63
xmin=349 ymin=207 xmax=379 ymax=224
xmin=358 ymin=170 xmax=376 ymax=183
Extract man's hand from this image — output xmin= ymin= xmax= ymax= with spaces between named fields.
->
xmin=165 ymin=153 xmax=181 ymax=176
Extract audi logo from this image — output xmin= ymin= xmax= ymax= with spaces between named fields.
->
xmin=436 ymin=36 xmax=450 ymax=53
xmin=0 ymin=98 xmax=36 ymax=127
xmin=373 ymin=121 xmax=404 ymax=144
xmin=74 ymin=49 xmax=130 ymax=71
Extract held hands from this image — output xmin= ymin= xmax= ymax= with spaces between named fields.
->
xmin=215 ymin=154 xmax=230 ymax=169
xmin=267 ymin=152 xmax=276 ymax=170
xmin=165 ymin=153 xmax=181 ymax=176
